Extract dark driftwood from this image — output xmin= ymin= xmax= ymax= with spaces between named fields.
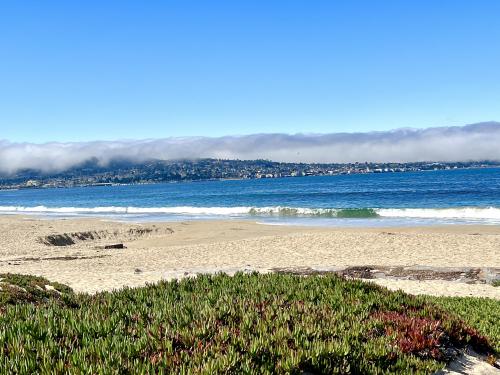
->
xmin=104 ymin=244 xmax=126 ymax=249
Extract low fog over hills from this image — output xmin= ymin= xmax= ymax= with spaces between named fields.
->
xmin=1 ymin=122 xmax=499 ymax=175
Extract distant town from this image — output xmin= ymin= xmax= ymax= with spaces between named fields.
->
xmin=0 ymin=159 xmax=499 ymax=189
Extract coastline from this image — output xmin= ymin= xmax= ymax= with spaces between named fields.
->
xmin=1 ymin=215 xmax=499 ymax=298
xmin=3 ymin=164 xmax=499 ymax=191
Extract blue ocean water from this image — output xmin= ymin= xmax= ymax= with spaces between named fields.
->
xmin=1 ymin=168 xmax=500 ymax=226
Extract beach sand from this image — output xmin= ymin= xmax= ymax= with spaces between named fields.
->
xmin=0 ymin=215 xmax=499 ymax=298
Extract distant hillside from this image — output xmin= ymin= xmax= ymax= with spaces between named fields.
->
xmin=1 ymin=158 xmax=498 ymax=189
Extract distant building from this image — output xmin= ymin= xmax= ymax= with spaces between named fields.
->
xmin=25 ymin=180 xmax=40 ymax=187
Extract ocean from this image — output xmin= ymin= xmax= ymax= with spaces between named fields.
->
xmin=1 ymin=168 xmax=499 ymax=226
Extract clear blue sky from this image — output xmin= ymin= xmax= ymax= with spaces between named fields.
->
xmin=1 ymin=1 xmax=499 ymax=142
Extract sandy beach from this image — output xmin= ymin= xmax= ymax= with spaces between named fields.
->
xmin=0 ymin=215 xmax=499 ymax=298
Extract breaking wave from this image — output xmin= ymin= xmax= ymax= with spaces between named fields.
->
xmin=248 ymin=207 xmax=379 ymax=218
xmin=1 ymin=205 xmax=500 ymax=220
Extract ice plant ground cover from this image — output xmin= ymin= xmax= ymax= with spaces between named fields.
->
xmin=0 ymin=272 xmax=498 ymax=374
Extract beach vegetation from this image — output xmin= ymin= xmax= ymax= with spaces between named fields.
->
xmin=0 ymin=273 xmax=76 ymax=307
xmin=0 ymin=273 xmax=497 ymax=373
xmin=422 ymin=295 xmax=500 ymax=353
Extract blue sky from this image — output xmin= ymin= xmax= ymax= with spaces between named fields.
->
xmin=1 ymin=1 xmax=499 ymax=142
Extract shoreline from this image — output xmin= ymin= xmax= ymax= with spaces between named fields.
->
xmin=1 ymin=165 xmax=499 ymax=191
xmin=2 ymin=165 xmax=499 ymax=190
xmin=1 ymin=209 xmax=500 ymax=228
xmin=0 ymin=215 xmax=499 ymax=298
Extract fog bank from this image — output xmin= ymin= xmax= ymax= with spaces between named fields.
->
xmin=1 ymin=122 xmax=499 ymax=174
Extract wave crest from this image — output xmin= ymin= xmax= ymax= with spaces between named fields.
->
xmin=248 ymin=207 xmax=379 ymax=218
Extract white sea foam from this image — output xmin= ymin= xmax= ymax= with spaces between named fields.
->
xmin=0 ymin=205 xmax=252 ymax=215
xmin=0 ymin=206 xmax=369 ymax=217
xmin=377 ymin=207 xmax=500 ymax=220
xmin=1 ymin=205 xmax=500 ymax=221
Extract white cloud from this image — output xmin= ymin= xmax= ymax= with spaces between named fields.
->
xmin=1 ymin=122 xmax=499 ymax=175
